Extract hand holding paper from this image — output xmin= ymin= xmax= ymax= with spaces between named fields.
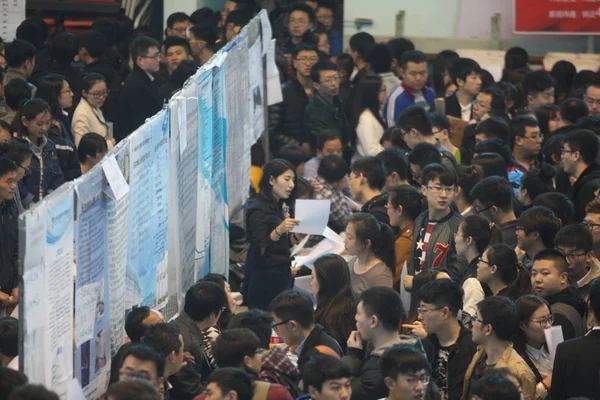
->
xmin=277 ymin=218 xmax=301 ymax=234
xmin=292 ymin=199 xmax=331 ymax=235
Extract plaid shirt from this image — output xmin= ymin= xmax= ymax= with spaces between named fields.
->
xmin=310 ymin=175 xmax=353 ymax=233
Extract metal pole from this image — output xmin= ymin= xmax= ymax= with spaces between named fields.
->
xmin=395 ymin=11 xmax=405 ymax=38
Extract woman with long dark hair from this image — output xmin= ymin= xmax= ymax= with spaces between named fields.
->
xmin=245 ymin=159 xmax=300 ymax=310
xmin=515 ymin=295 xmax=554 ymax=400
xmin=311 ymin=254 xmax=356 ymax=353
xmin=36 ymin=74 xmax=81 ymax=181
xmin=519 ymin=164 xmax=555 ymax=206
xmin=344 ymin=213 xmax=396 ymax=294
xmin=455 ymin=165 xmax=484 ymax=216
xmin=477 ymin=243 xmax=531 ymax=300
xmin=350 ymin=73 xmax=386 ymax=160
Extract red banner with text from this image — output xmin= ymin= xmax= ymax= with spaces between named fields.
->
xmin=514 ymin=0 xmax=600 ymax=34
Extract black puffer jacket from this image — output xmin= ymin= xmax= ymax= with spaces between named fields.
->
xmin=268 ymin=78 xmax=310 ymax=150
xmin=0 ymin=199 xmax=19 ymax=295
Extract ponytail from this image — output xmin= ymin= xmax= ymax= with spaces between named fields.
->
xmin=348 ymin=213 xmax=396 ymax=277
xmin=462 ymin=215 xmax=503 ymax=254
xmin=486 ymin=243 xmax=532 ymax=298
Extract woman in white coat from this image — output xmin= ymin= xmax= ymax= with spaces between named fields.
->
xmin=349 ymin=73 xmax=387 ymax=161
xmin=72 ymin=73 xmax=115 ymax=148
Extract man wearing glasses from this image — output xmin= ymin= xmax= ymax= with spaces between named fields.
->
xmin=116 ymin=35 xmax=165 ymax=142
xmin=509 ymin=116 xmax=543 ymax=175
xmin=462 ymin=296 xmax=536 ymax=400
xmin=380 ymin=344 xmax=433 ymax=400
xmin=561 ymin=129 xmax=600 ymax=221
xmin=116 ymin=343 xmax=165 ymax=391
xmin=584 ymin=198 xmax=600 ymax=259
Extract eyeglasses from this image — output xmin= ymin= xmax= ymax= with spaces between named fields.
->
xmin=141 ymin=52 xmax=162 ymax=60
xmin=18 ymin=164 xmax=30 ymax=175
xmin=60 ymin=88 xmax=73 ymax=94
xmin=523 ymin=133 xmax=544 ymax=140
xmin=425 ymin=185 xmax=456 ymax=194
xmin=477 ymin=256 xmax=491 ymax=266
xmin=584 ymin=221 xmax=600 ymax=230
xmin=417 ymin=306 xmax=443 ymax=315
xmin=87 ymin=90 xmax=109 ymax=98
xmin=119 ymin=368 xmax=153 ymax=381
xmin=560 ymin=148 xmax=577 ymax=155
xmin=295 ymin=57 xmax=319 ymax=64
xmin=473 ymin=204 xmax=493 ymax=215
xmin=559 ymin=250 xmax=587 ymax=262
xmin=516 ymin=225 xmax=525 ymax=232
xmin=272 ymin=319 xmax=292 ymax=329
xmin=220 ymin=306 xmax=227 ymax=313
xmin=404 ymin=374 xmax=431 ymax=387
xmin=470 ymin=314 xmax=484 ymax=325
xmin=529 ymin=313 xmax=554 ymax=328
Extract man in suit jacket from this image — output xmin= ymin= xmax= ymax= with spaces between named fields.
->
xmin=172 ymin=281 xmax=227 ymax=400
xmin=551 ymin=277 xmax=600 ymax=400
xmin=116 ymin=35 xmax=165 ymax=142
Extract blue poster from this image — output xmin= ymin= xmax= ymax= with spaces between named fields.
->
xmin=74 ymin=168 xmax=111 ymax=397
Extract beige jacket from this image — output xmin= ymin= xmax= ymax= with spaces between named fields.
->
xmin=461 ymin=343 xmax=536 ymax=400
xmin=71 ymin=98 xmax=109 ymax=147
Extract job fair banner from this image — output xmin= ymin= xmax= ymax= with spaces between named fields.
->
xmin=514 ymin=0 xmax=600 ymax=34
xmin=19 ymin=10 xmax=272 ymax=398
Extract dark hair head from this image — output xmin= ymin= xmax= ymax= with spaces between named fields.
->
xmin=419 ymin=279 xmax=463 ymax=316
xmin=0 ymin=140 xmax=30 ymax=166
xmin=542 ymin=133 xmax=566 ymax=166
xmin=514 ymin=294 xmax=551 ymax=350
xmin=349 ymin=32 xmax=375 ymax=59
xmin=13 ymin=98 xmax=51 ymax=138
xmin=350 ymin=156 xmax=387 ymax=190
xmin=433 ymin=50 xmax=460 ymax=97
xmin=315 ymin=130 xmax=342 ymax=151
xmin=396 ymin=105 xmax=432 ymax=136
xmin=449 ymin=58 xmax=482 ymax=86
xmin=469 ymin=373 xmax=521 ymax=400
xmin=533 ymin=248 xmax=569 ymax=275
xmin=318 ymin=154 xmax=348 ymax=183
xmin=523 ymin=70 xmax=554 ymax=97
xmin=50 ymin=33 xmax=79 ymax=65
xmin=310 ymin=60 xmax=337 ymax=83
xmin=16 ymin=18 xmax=47 ymax=50
xmin=533 ymin=192 xmax=575 ymax=227
xmin=276 ymin=145 xmax=309 ymax=170
xmin=589 ymin=278 xmax=600 ymax=321
xmin=0 ymin=157 xmax=17 ymax=179
xmin=77 ymin=132 xmax=108 ymax=164
xmin=475 ymin=118 xmax=510 ymax=144
xmin=560 ymin=97 xmax=588 ymax=125
xmin=518 ymin=206 xmax=561 ymax=248
xmin=184 ymin=281 xmax=226 ymax=322
xmin=81 ymin=72 xmax=107 ymax=92
xmin=566 ymin=129 xmax=599 ymax=165
xmin=190 ymin=8 xmax=217 ymax=26
xmin=461 ymin=214 xmax=497 ymax=254
xmin=301 ymin=354 xmax=351 ymax=392
xmin=480 ymin=87 xmax=506 ymax=113
xmin=474 ymin=137 xmax=511 ymax=165
xmin=7 ymin=384 xmax=60 ymax=400
xmin=578 ymin=116 xmax=600 ymax=135
xmin=359 ymin=286 xmax=404 ymax=331
xmin=364 ymin=43 xmax=393 ymax=74
xmin=335 ymin=53 xmax=354 ymax=78
xmin=269 ymin=290 xmax=314 ymax=329
xmin=106 ymin=379 xmax=161 ymax=400
xmin=520 ymin=164 xmax=555 ymax=201
xmin=295 ymin=176 xmax=313 ymax=199
xmin=350 ymin=73 xmax=386 ymax=129
xmin=472 ymin=152 xmax=509 ymax=180
xmin=212 ymin=328 xmax=261 ymax=368
xmin=376 ymin=148 xmax=409 ymax=182
xmin=142 ymin=322 xmax=182 ymax=358
xmin=167 ymin=12 xmax=190 ymax=29
xmin=228 ymin=310 xmax=273 ymax=349
xmin=258 ymin=159 xmax=297 ymax=201
xmin=510 ymin=115 xmax=539 ymax=149
xmin=292 ymin=42 xmax=318 ymax=59
xmin=189 ymin=25 xmax=217 ymax=50
xmin=226 ymin=9 xmax=251 ymax=28
xmin=169 ymin=60 xmax=199 ymax=92
xmin=125 ymin=306 xmax=152 ymax=342
xmin=407 ymin=142 xmax=442 ymax=170
xmin=387 ymin=38 xmax=415 ymax=64
xmin=477 ymin=295 xmax=519 ymax=341
xmin=206 ymin=368 xmax=254 ymax=400
xmin=0 ymin=366 xmax=28 ymax=400
xmin=388 ymin=185 xmax=423 ymax=221
xmin=505 ymin=47 xmax=529 ymax=70
xmin=120 ymin=343 xmax=166 ymax=378
xmin=399 ymin=50 xmax=428 ymax=69
xmin=380 ymin=344 xmax=430 ymax=379
xmin=485 ymin=243 xmax=524 ymax=288
xmin=4 ymin=78 xmax=32 ymax=112
xmin=91 ymin=17 xmax=118 ymax=46
xmin=36 ymin=74 xmax=68 ymax=116
xmin=430 ymin=112 xmax=450 ymax=133
xmin=554 ymin=223 xmax=593 ymax=253
xmin=313 ymin=253 xmax=352 ymax=305
xmin=0 ymin=317 xmax=18 ymax=358
xmin=534 ymin=104 xmax=560 ymax=136
xmin=457 ymin=165 xmax=484 ymax=204
xmin=289 ymin=3 xmax=317 ymax=23
xmin=421 ymin=163 xmax=457 ymax=187
xmin=348 ymin=213 xmax=396 ymax=274
xmin=4 ymin=39 xmax=36 ymax=69
xmin=130 ymin=35 xmax=160 ymax=64
xmin=491 ymin=81 xmax=521 ymax=112
xmin=163 ymin=35 xmax=191 ymax=56
xmin=551 ymin=60 xmax=577 ymax=99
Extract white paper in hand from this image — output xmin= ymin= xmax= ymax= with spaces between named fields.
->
xmin=544 ymin=325 xmax=564 ymax=361
xmin=292 ymin=199 xmax=331 ymax=235
xmin=291 ymin=234 xmax=310 ymax=257
xmin=102 ymin=155 xmax=129 ymax=200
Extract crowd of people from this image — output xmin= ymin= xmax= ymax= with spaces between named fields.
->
xmin=0 ymin=0 xmax=600 ymax=399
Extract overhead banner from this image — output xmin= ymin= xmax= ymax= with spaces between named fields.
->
xmin=514 ymin=0 xmax=600 ymax=34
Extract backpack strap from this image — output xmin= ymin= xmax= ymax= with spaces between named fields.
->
xmin=551 ymin=302 xmax=585 ymax=338
xmin=252 ymin=381 xmax=270 ymax=400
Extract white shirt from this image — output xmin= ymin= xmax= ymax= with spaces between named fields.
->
xmin=460 ymin=102 xmax=473 ymax=122
xmin=577 ymin=267 xmax=593 ymax=287
xmin=353 ymin=109 xmax=384 ymax=161
xmin=525 ymin=344 xmax=553 ymax=377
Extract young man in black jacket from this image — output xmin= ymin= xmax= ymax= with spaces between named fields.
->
xmin=349 ymin=156 xmax=389 ymax=225
xmin=0 ymin=158 xmax=19 ymax=313
xmin=416 ymin=279 xmax=476 ymax=400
